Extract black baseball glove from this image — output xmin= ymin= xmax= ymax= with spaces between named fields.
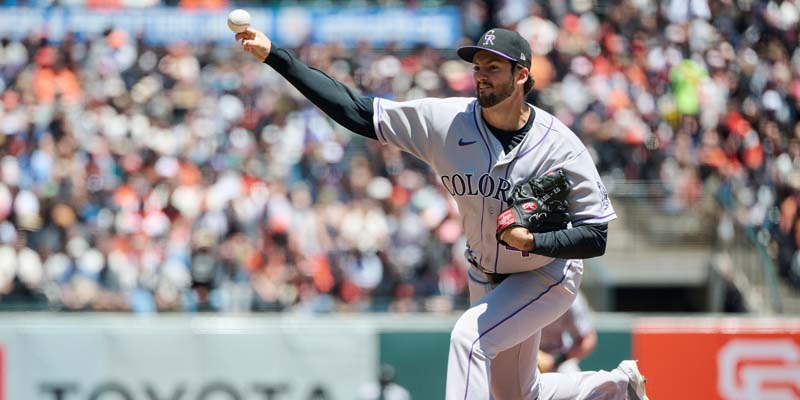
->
xmin=496 ymin=169 xmax=571 ymax=245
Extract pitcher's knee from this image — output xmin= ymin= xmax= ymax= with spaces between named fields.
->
xmin=450 ymin=310 xmax=481 ymax=351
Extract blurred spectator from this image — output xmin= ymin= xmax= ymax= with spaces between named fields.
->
xmin=357 ymin=363 xmax=411 ymax=400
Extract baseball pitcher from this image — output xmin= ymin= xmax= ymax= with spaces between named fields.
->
xmin=236 ymin=25 xmax=649 ymax=400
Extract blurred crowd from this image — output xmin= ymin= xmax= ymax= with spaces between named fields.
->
xmin=490 ymin=0 xmax=800 ymax=290
xmin=1 ymin=0 xmax=799 ymax=313
xmin=0 ymin=25 xmax=473 ymax=313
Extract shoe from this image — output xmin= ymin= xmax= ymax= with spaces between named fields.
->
xmin=617 ymin=360 xmax=649 ymax=400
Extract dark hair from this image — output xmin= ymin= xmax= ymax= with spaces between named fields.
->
xmin=513 ymin=63 xmax=535 ymax=95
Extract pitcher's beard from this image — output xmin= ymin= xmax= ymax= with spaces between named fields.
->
xmin=476 ymin=80 xmax=515 ymax=108
xmin=477 ymin=92 xmax=501 ymax=108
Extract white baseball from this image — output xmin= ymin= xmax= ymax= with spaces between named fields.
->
xmin=227 ymin=9 xmax=251 ymax=33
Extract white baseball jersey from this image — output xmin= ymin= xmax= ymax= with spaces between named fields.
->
xmin=373 ymin=96 xmax=632 ymax=400
xmin=373 ymin=97 xmax=616 ymax=274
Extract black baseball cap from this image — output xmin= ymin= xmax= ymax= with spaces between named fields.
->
xmin=457 ymin=28 xmax=531 ymax=69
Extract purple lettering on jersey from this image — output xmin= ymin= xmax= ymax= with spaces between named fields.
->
xmin=440 ymin=174 xmax=512 ymax=200
xmin=452 ymin=175 xmax=466 ymax=196
xmin=493 ymin=178 xmax=512 ymax=202
xmin=478 ymin=174 xmax=495 ymax=197
xmin=465 ymin=174 xmax=480 ymax=196
xmin=440 ymin=176 xmax=455 ymax=196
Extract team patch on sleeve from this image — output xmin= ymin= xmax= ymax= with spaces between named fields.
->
xmin=596 ymin=180 xmax=610 ymax=211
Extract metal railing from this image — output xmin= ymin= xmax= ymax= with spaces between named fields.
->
xmin=713 ymin=182 xmax=783 ymax=313
xmin=719 ymin=222 xmax=784 ymax=313
xmin=604 ymin=179 xmax=783 ymax=314
xmin=606 ymin=179 xmax=717 ymax=246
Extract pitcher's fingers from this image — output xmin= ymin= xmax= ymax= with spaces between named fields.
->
xmin=235 ymin=31 xmax=254 ymax=41
xmin=242 ymin=28 xmax=257 ymax=38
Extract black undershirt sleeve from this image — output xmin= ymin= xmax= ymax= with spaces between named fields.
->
xmin=531 ymin=223 xmax=608 ymax=259
xmin=265 ymin=47 xmax=377 ymax=139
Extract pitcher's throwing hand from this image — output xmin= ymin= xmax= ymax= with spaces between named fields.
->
xmin=235 ymin=29 xmax=271 ymax=62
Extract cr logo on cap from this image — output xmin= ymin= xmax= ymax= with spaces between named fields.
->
xmin=482 ymin=30 xmax=495 ymax=46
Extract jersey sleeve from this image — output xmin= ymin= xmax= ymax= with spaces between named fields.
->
xmin=563 ymin=150 xmax=616 ymax=226
xmin=372 ymin=97 xmax=438 ymax=163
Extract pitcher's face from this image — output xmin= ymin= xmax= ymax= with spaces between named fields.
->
xmin=472 ymin=51 xmax=517 ymax=108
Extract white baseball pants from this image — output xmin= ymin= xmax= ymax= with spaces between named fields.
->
xmin=446 ymin=260 xmax=631 ymax=399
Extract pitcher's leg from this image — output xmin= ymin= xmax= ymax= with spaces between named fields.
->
xmin=489 ymin=332 xmax=540 ymax=400
xmin=537 ymin=368 xmax=630 ymax=400
xmin=445 ymin=271 xmax=494 ymax=399
xmin=446 ymin=304 xmax=492 ymax=399
xmin=446 ymin=263 xmax=580 ymax=399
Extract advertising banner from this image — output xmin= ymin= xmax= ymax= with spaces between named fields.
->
xmin=0 ymin=315 xmax=376 ymax=400
xmin=633 ymin=318 xmax=800 ymax=400
xmin=0 ymin=6 xmax=461 ymax=48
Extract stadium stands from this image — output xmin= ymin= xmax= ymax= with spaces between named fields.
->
xmin=0 ymin=0 xmax=798 ymax=313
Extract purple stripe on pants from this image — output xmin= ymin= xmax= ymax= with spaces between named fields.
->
xmin=463 ymin=268 xmax=569 ymax=399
